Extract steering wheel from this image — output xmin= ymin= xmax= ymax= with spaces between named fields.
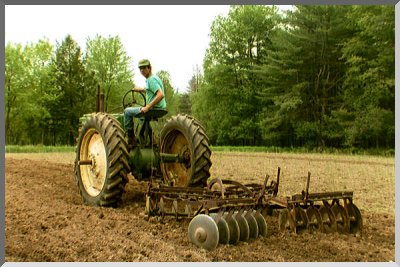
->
xmin=122 ymin=89 xmax=146 ymax=110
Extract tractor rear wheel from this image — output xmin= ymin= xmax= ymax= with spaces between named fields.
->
xmin=74 ymin=113 xmax=130 ymax=207
xmin=160 ymin=114 xmax=212 ymax=187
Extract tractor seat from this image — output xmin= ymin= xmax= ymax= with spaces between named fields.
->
xmin=138 ymin=108 xmax=168 ymax=121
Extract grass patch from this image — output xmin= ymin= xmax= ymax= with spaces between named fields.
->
xmin=5 ymin=145 xmax=75 ymax=153
xmin=5 ymin=145 xmax=394 ymax=157
xmin=211 ymin=146 xmax=395 ymax=157
xmin=211 ymin=146 xmax=305 ymax=153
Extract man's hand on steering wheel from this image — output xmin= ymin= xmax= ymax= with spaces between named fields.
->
xmin=123 ymin=88 xmax=146 ymax=109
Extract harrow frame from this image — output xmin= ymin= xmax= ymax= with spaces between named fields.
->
xmin=144 ymin=167 xmax=362 ymax=250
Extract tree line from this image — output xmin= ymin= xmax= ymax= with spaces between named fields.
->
xmin=190 ymin=5 xmax=394 ymax=150
xmin=5 ymin=34 xmax=179 ymax=145
xmin=5 ymin=5 xmax=394 ymax=150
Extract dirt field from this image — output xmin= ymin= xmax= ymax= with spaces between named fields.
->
xmin=5 ymin=151 xmax=395 ymax=262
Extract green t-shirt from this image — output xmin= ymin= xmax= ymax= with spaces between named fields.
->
xmin=145 ymin=75 xmax=167 ymax=109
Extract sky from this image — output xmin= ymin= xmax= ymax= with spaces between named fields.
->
xmin=5 ymin=5 xmax=293 ymax=93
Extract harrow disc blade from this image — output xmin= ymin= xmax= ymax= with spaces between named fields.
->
xmin=290 ymin=207 xmax=308 ymax=234
xmin=188 ymin=214 xmax=219 ymax=251
xmin=278 ymin=208 xmax=290 ymax=232
xmin=319 ymin=206 xmax=337 ymax=233
xmin=234 ymin=212 xmax=250 ymax=242
xmin=331 ymin=203 xmax=350 ymax=234
xmin=210 ymin=214 xmax=230 ymax=245
xmin=224 ymin=213 xmax=240 ymax=245
xmin=158 ymin=198 xmax=166 ymax=220
xmin=306 ymin=206 xmax=322 ymax=233
xmin=145 ymin=196 xmax=151 ymax=215
xmin=244 ymin=211 xmax=259 ymax=239
xmin=253 ymin=211 xmax=268 ymax=237
xmin=345 ymin=203 xmax=363 ymax=234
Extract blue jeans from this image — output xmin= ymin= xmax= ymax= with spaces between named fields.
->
xmin=124 ymin=107 xmax=142 ymax=132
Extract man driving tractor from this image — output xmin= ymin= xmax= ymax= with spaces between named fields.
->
xmin=124 ymin=59 xmax=167 ymax=147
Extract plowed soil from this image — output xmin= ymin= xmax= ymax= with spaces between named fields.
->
xmin=5 ymin=152 xmax=395 ymax=262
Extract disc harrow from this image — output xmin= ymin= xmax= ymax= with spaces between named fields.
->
xmin=145 ymin=167 xmax=362 ymax=250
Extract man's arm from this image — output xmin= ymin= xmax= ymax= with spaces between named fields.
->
xmin=133 ymin=86 xmax=146 ymax=93
xmin=141 ymin=89 xmax=164 ymax=113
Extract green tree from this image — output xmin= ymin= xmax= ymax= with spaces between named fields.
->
xmin=5 ymin=40 xmax=54 ymax=145
xmin=49 ymin=35 xmax=87 ymax=145
xmin=258 ymin=6 xmax=354 ymax=148
xmin=187 ymin=65 xmax=202 ymax=93
xmin=5 ymin=42 xmax=29 ymax=144
xmin=84 ymin=34 xmax=134 ymax=112
xmin=194 ymin=5 xmax=280 ymax=145
xmin=178 ymin=93 xmax=192 ymax=115
xmin=157 ymin=70 xmax=177 ymax=114
xmin=341 ymin=6 xmax=395 ymax=148
xmin=23 ymin=39 xmax=55 ymax=145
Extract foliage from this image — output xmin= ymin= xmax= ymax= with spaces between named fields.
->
xmin=340 ymin=6 xmax=395 ymax=148
xmin=157 ymin=70 xmax=179 ymax=116
xmin=48 ymin=35 xmax=90 ymax=145
xmin=5 ymin=42 xmax=27 ymax=144
xmin=192 ymin=5 xmax=394 ymax=150
xmin=84 ymin=34 xmax=134 ymax=113
xmin=5 ymin=40 xmax=54 ymax=145
xmin=149 ymin=70 xmax=181 ymax=134
xmin=193 ymin=5 xmax=280 ymax=146
xmin=178 ymin=93 xmax=192 ymax=115
xmin=4 ymin=5 xmax=394 ymax=151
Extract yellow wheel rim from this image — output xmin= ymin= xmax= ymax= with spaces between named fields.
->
xmin=79 ymin=129 xmax=107 ymax=197
xmin=162 ymin=131 xmax=192 ymax=186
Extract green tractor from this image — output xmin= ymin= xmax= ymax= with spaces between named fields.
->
xmin=74 ymin=89 xmax=212 ymax=207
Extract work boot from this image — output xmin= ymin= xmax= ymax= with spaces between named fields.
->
xmin=126 ymin=130 xmax=136 ymax=150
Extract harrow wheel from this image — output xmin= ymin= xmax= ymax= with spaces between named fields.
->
xmin=188 ymin=214 xmax=219 ymax=251
xmin=75 ymin=113 xmax=130 ymax=207
xmin=224 ymin=213 xmax=240 ymax=245
xmin=345 ymin=202 xmax=363 ymax=234
xmin=331 ymin=203 xmax=350 ymax=234
xmin=160 ymin=114 xmax=212 ymax=187
xmin=306 ymin=206 xmax=322 ymax=233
